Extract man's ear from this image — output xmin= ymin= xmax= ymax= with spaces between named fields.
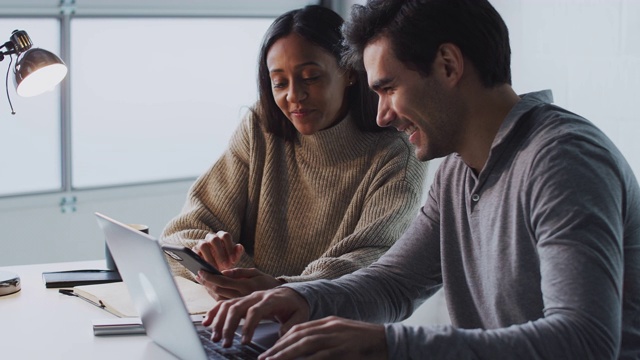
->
xmin=435 ymin=43 xmax=464 ymax=86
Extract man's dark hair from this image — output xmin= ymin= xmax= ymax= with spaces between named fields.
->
xmin=254 ymin=5 xmax=382 ymax=142
xmin=342 ymin=0 xmax=512 ymax=87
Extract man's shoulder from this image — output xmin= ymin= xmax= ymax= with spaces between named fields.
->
xmin=527 ymin=104 xmax=611 ymax=149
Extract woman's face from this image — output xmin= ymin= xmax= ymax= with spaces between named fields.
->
xmin=266 ymin=33 xmax=352 ymax=136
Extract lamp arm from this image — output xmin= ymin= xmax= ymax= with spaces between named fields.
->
xmin=3 ymin=53 xmax=16 ymax=115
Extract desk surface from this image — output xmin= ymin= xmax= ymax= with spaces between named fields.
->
xmin=0 ymin=260 xmax=177 ymax=359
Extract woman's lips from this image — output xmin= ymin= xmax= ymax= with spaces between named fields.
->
xmin=291 ymin=109 xmax=313 ymax=118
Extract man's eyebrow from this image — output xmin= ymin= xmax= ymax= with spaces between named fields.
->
xmin=371 ymin=77 xmax=393 ymax=92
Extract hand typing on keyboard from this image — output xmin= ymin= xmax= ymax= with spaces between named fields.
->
xmin=203 ymin=288 xmax=387 ymax=359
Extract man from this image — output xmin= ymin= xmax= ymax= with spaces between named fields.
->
xmin=201 ymin=0 xmax=640 ymax=358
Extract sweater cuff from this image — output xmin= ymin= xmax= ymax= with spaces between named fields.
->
xmin=385 ymin=322 xmax=460 ymax=359
xmin=280 ymin=281 xmax=327 ymax=321
xmin=277 ymin=273 xmax=323 ymax=284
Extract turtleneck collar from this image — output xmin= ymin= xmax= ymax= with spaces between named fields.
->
xmin=296 ymin=113 xmax=378 ymax=165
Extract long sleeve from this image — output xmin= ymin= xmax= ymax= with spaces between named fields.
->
xmin=285 ymin=92 xmax=640 ymax=359
xmin=285 ymin=204 xmax=443 ymax=324
xmin=160 ymin=116 xmax=255 ymax=280
xmin=288 ymin=139 xmax=637 ymax=358
xmin=381 ymin=131 xmax=638 ymax=360
xmin=383 ymin=136 xmax=635 ymax=359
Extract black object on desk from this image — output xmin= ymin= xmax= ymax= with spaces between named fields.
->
xmin=42 ymin=269 xmax=121 ymax=288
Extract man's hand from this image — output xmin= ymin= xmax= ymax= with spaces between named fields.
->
xmin=194 ymin=231 xmax=244 ymax=271
xmin=202 ymin=287 xmax=310 ymax=349
xmin=257 ymin=316 xmax=387 ymax=360
xmin=197 ymin=268 xmax=284 ymax=301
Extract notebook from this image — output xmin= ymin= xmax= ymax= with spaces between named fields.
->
xmin=95 ymin=212 xmax=279 ymax=360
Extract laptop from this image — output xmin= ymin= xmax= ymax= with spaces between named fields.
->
xmin=95 ymin=212 xmax=279 ymax=360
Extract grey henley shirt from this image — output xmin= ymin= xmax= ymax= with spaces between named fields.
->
xmin=286 ymin=90 xmax=640 ymax=359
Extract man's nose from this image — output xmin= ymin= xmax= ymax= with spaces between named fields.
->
xmin=376 ymin=98 xmax=395 ymax=127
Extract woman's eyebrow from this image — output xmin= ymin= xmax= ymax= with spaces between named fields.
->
xmin=269 ymin=61 xmax=323 ymax=74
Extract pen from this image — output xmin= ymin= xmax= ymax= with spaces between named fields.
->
xmin=58 ymin=288 xmax=106 ymax=309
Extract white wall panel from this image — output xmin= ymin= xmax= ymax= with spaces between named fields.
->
xmin=70 ymin=17 xmax=271 ymax=188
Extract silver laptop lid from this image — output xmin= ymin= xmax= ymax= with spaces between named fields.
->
xmin=95 ymin=212 xmax=208 ymax=360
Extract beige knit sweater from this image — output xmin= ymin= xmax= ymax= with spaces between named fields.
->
xmin=160 ymin=112 xmax=427 ymax=283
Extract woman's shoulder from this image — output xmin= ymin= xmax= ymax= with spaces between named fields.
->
xmin=358 ymin=132 xmax=427 ymax=197
xmin=370 ymin=129 xmax=415 ymax=156
xmin=232 ymin=108 xmax=289 ymax=152
xmin=366 ymin=129 xmax=427 ymax=176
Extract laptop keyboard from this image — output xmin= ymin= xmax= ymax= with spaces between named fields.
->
xmin=198 ymin=328 xmax=263 ymax=360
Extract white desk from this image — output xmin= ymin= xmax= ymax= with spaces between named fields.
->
xmin=0 ymin=260 xmax=178 ymax=359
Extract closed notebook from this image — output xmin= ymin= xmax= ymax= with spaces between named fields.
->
xmin=62 ymin=276 xmax=215 ymax=318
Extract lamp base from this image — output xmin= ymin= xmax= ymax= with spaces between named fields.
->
xmin=0 ymin=271 xmax=21 ymax=296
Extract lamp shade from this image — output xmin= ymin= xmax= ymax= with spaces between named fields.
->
xmin=14 ymin=48 xmax=68 ymax=97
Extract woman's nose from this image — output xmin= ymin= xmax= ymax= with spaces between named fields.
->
xmin=287 ymin=82 xmax=307 ymax=103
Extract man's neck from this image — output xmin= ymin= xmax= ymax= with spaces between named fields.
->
xmin=457 ymin=84 xmax=520 ymax=174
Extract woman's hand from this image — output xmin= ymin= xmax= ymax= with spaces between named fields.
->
xmin=197 ymin=268 xmax=284 ymax=301
xmin=194 ymin=231 xmax=245 ymax=271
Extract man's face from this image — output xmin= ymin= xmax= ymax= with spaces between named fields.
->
xmin=363 ymin=36 xmax=462 ymax=161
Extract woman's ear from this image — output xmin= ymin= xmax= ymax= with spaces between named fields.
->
xmin=346 ymin=69 xmax=358 ymax=86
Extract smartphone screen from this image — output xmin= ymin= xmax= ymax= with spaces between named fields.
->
xmin=161 ymin=245 xmax=222 ymax=276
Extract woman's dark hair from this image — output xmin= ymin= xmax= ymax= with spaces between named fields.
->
xmin=342 ymin=0 xmax=512 ymax=88
xmin=254 ymin=5 xmax=381 ymax=142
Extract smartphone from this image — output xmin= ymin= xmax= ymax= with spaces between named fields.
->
xmin=161 ymin=245 xmax=222 ymax=276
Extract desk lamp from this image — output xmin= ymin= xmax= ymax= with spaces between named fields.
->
xmin=0 ymin=29 xmax=68 ymax=114
xmin=0 ymin=30 xmax=67 ymax=296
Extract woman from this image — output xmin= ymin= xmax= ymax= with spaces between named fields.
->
xmin=160 ymin=5 xmax=427 ymax=300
